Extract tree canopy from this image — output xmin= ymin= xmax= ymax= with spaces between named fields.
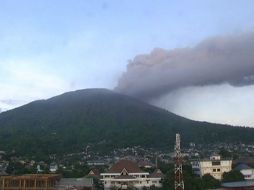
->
xmin=222 ymin=170 xmax=245 ymax=182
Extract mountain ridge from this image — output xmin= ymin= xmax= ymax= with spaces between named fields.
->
xmin=0 ymin=88 xmax=253 ymax=158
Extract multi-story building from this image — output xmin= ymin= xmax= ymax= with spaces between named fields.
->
xmin=100 ymin=159 xmax=163 ymax=190
xmin=191 ymin=154 xmax=232 ymax=180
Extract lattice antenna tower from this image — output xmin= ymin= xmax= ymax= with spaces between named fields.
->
xmin=174 ymin=133 xmax=184 ymax=190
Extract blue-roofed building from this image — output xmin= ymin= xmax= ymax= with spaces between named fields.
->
xmin=234 ymin=163 xmax=254 ymax=180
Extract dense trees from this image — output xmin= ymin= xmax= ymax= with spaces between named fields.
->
xmin=219 ymin=148 xmax=232 ymax=158
xmin=1 ymin=89 xmax=254 ymax=158
xmin=222 ymin=170 xmax=244 ymax=182
xmin=202 ymin=174 xmax=220 ymax=189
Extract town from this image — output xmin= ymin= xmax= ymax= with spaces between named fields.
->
xmin=0 ymin=134 xmax=254 ymax=190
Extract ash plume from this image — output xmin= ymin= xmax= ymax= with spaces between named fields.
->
xmin=115 ymin=32 xmax=254 ymax=99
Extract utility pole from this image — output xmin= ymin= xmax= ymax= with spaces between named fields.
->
xmin=174 ymin=133 xmax=184 ymax=190
xmin=155 ymin=155 xmax=158 ymax=169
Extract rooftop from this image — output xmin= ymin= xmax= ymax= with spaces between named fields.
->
xmin=222 ymin=180 xmax=254 ymax=188
xmin=149 ymin=169 xmax=164 ymax=178
xmin=234 ymin=163 xmax=252 ymax=171
xmin=0 ymin=174 xmax=61 ymax=180
xmin=107 ymin=160 xmax=143 ymax=173
xmin=57 ymin=178 xmax=93 ymax=189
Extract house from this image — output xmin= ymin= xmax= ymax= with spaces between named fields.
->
xmin=149 ymin=169 xmax=165 ymax=183
xmin=87 ymin=168 xmax=100 ymax=179
xmin=0 ymin=161 xmax=8 ymax=176
xmin=87 ymin=160 xmax=106 ymax=166
xmin=56 ymin=177 xmax=93 ymax=190
xmin=37 ymin=165 xmax=43 ymax=173
xmin=191 ymin=154 xmax=232 ymax=180
xmin=138 ymin=160 xmax=155 ymax=169
xmin=100 ymin=159 xmax=163 ymax=190
xmin=234 ymin=163 xmax=254 ymax=180
xmin=0 ymin=151 xmax=6 ymax=160
xmin=49 ymin=163 xmax=58 ymax=173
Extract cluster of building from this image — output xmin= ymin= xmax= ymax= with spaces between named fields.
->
xmin=1 ymin=140 xmax=254 ymax=190
xmin=0 ymin=159 xmax=163 ymax=190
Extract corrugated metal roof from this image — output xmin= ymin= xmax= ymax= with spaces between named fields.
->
xmin=56 ymin=178 xmax=93 ymax=190
xmin=222 ymin=180 xmax=254 ymax=188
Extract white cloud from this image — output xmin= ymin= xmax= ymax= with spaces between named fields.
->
xmin=0 ymin=59 xmax=72 ymax=109
xmin=150 ymin=83 xmax=254 ymax=127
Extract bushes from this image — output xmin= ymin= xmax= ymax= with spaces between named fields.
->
xmin=222 ymin=170 xmax=244 ymax=182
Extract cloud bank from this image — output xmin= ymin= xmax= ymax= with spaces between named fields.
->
xmin=115 ymin=32 xmax=254 ymax=100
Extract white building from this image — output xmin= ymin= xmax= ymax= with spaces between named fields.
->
xmin=191 ymin=155 xmax=232 ymax=180
xmin=49 ymin=163 xmax=58 ymax=173
xmin=101 ymin=160 xmax=163 ymax=190
xmin=234 ymin=163 xmax=254 ymax=180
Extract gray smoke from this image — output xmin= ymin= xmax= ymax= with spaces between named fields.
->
xmin=115 ymin=32 xmax=254 ymax=99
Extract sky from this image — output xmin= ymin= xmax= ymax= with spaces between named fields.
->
xmin=1 ymin=0 xmax=254 ymax=126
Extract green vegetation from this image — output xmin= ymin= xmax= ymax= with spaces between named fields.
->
xmin=219 ymin=148 xmax=232 ymax=158
xmin=0 ymin=89 xmax=254 ymax=158
xmin=58 ymin=166 xmax=90 ymax=178
xmin=6 ymin=161 xmax=37 ymax=175
xmin=222 ymin=170 xmax=245 ymax=182
xmin=161 ymin=164 xmax=220 ymax=190
xmin=202 ymin=174 xmax=220 ymax=189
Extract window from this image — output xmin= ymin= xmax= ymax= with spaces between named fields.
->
xmin=213 ymin=169 xmax=216 ymax=172
xmin=217 ymin=168 xmax=220 ymax=172
xmin=212 ymin=161 xmax=221 ymax=166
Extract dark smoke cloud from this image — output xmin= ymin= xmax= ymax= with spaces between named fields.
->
xmin=115 ymin=32 xmax=254 ymax=99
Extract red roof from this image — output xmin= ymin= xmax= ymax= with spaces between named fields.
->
xmin=108 ymin=160 xmax=143 ymax=173
xmin=149 ymin=169 xmax=164 ymax=178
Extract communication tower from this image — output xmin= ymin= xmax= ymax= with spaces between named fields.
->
xmin=174 ymin=133 xmax=184 ymax=190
